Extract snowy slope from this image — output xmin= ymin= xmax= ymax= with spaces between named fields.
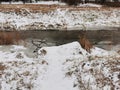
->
xmin=0 ymin=42 xmax=120 ymax=90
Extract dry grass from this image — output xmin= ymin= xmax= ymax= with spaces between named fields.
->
xmin=0 ymin=63 xmax=6 ymax=71
xmin=79 ymin=34 xmax=93 ymax=53
xmin=0 ymin=63 xmax=6 ymax=78
xmin=0 ymin=31 xmax=21 ymax=45
xmin=65 ymin=57 xmax=120 ymax=90
xmin=0 ymin=4 xmax=119 ymax=13
xmin=0 ymin=4 xmax=58 ymax=13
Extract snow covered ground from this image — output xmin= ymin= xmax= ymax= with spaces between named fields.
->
xmin=0 ymin=2 xmax=120 ymax=90
xmin=0 ymin=4 xmax=119 ymax=30
xmin=0 ymin=41 xmax=120 ymax=90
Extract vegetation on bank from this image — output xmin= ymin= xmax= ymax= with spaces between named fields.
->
xmin=0 ymin=0 xmax=120 ymax=6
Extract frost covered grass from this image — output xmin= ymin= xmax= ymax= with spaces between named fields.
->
xmin=0 ymin=5 xmax=119 ymax=30
xmin=0 ymin=41 xmax=120 ymax=90
xmin=64 ymin=48 xmax=120 ymax=90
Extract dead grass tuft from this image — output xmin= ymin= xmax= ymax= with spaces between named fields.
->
xmin=0 ymin=63 xmax=6 ymax=71
xmin=79 ymin=34 xmax=93 ymax=53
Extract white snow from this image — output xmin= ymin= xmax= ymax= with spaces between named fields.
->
xmin=0 ymin=41 xmax=120 ymax=90
xmin=37 ymin=42 xmax=86 ymax=90
xmin=0 ymin=1 xmax=66 ymax=5
xmin=1 ymin=1 xmax=23 ymax=4
xmin=31 ymin=1 xmax=66 ymax=5
xmin=79 ymin=3 xmax=102 ymax=8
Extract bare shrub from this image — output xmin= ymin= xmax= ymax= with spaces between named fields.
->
xmin=0 ymin=31 xmax=21 ymax=45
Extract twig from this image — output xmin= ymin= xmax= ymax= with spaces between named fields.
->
xmin=31 ymin=39 xmax=47 ymax=53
